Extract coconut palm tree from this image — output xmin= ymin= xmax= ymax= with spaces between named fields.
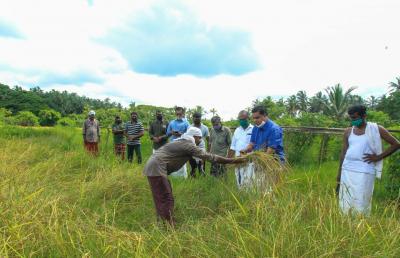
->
xmin=389 ymin=77 xmax=400 ymax=92
xmin=296 ymin=90 xmax=309 ymax=112
xmin=366 ymin=96 xmax=379 ymax=110
xmin=209 ymin=108 xmax=217 ymax=117
xmin=324 ymin=84 xmax=357 ymax=120
xmin=285 ymin=95 xmax=298 ymax=117
xmin=309 ymin=91 xmax=327 ymax=113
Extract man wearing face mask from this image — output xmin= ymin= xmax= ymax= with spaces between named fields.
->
xmin=209 ymin=116 xmax=232 ymax=177
xmin=242 ymin=105 xmax=285 ymax=162
xmin=337 ymin=105 xmax=400 ymax=215
xmin=144 ymin=127 xmax=246 ymax=226
xmin=166 ymin=106 xmax=190 ymax=177
xmin=149 ymin=111 xmax=169 ymax=153
xmin=112 ymin=115 xmax=126 ymax=160
xmin=125 ymin=112 xmax=145 ymax=164
xmin=228 ymin=110 xmax=254 ymax=188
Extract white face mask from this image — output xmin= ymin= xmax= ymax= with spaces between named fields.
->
xmin=256 ymin=121 xmax=266 ymax=128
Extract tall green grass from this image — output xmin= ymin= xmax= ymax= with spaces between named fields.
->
xmin=0 ymin=126 xmax=399 ymax=257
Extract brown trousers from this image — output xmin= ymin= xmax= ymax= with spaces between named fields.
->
xmin=147 ymin=176 xmax=175 ymax=225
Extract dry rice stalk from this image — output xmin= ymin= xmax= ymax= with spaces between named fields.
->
xmin=234 ymin=152 xmax=290 ymax=192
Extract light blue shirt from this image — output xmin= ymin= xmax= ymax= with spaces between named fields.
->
xmin=167 ymin=118 xmax=190 ymax=141
xmin=230 ymin=124 xmax=253 ymax=156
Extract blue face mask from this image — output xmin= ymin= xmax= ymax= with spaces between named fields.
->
xmin=351 ymin=118 xmax=364 ymax=127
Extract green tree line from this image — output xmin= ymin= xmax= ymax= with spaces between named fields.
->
xmin=1 ymin=77 xmax=399 ymax=128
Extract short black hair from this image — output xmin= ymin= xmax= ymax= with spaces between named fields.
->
xmin=193 ymin=112 xmax=202 ymax=118
xmin=131 ymin=111 xmax=138 ymax=116
xmin=348 ymin=105 xmax=367 ymax=117
xmin=175 ymin=106 xmax=184 ymax=112
xmin=211 ymin=116 xmax=221 ymax=123
xmin=115 ymin=115 xmax=120 ymax=118
xmin=251 ymin=105 xmax=268 ymax=116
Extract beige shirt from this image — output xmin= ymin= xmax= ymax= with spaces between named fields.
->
xmin=144 ymin=139 xmax=222 ymax=177
xmin=83 ymin=119 xmax=100 ymax=143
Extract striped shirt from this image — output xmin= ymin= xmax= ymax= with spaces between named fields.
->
xmin=125 ymin=121 xmax=144 ymax=145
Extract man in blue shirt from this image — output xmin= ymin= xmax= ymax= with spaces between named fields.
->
xmin=242 ymin=105 xmax=285 ymax=162
xmin=167 ymin=106 xmax=190 ymax=142
xmin=166 ymin=106 xmax=190 ymax=177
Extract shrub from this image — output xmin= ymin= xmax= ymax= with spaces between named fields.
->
xmin=57 ymin=117 xmax=76 ymax=127
xmin=385 ymin=151 xmax=400 ymax=200
xmin=13 ymin=111 xmax=39 ymax=126
xmin=38 ymin=109 xmax=61 ymax=126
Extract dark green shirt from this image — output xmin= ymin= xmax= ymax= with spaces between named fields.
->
xmin=112 ymin=123 xmax=125 ymax=144
xmin=210 ymin=126 xmax=232 ymax=157
xmin=149 ymin=120 xmax=169 ymax=150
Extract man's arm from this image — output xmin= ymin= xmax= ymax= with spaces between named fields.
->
xmin=97 ymin=122 xmax=100 ymax=143
xmin=336 ymin=128 xmax=351 ymax=193
xmin=166 ymin=122 xmax=173 ymax=137
xmin=363 ymin=126 xmax=400 ymax=163
xmin=82 ymin=122 xmax=87 ymax=142
xmin=189 ymin=144 xmax=245 ymax=165
xmin=228 ymin=130 xmax=237 ymax=158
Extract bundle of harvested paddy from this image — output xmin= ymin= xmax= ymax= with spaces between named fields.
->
xmin=235 ymin=151 xmax=290 ymax=191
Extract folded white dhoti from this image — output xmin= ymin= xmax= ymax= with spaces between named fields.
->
xmin=235 ymin=162 xmax=255 ymax=188
xmin=339 ymin=168 xmax=375 ymax=215
xmin=169 ymin=164 xmax=188 ymax=178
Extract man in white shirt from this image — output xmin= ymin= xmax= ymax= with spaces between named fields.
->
xmin=228 ymin=110 xmax=254 ymax=188
xmin=337 ymin=105 xmax=400 ymax=215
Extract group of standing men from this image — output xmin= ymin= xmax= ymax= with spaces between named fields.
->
xmin=82 ymin=105 xmax=285 ymax=189
xmin=147 ymin=106 xmax=285 ymax=188
xmin=82 ymin=110 xmax=145 ymax=163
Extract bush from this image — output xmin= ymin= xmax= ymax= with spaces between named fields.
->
xmin=367 ymin=110 xmax=391 ymax=127
xmin=13 ymin=111 xmax=39 ymax=126
xmin=57 ymin=117 xmax=76 ymax=127
xmin=38 ymin=109 xmax=61 ymax=126
xmin=385 ymin=151 xmax=400 ymax=200
xmin=0 ymin=108 xmax=12 ymax=125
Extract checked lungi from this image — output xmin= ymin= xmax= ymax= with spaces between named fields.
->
xmin=114 ymin=143 xmax=126 ymax=160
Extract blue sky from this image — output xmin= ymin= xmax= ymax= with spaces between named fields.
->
xmin=0 ymin=0 xmax=399 ymax=119
xmin=0 ymin=19 xmax=23 ymax=38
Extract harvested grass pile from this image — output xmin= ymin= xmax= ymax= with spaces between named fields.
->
xmin=235 ymin=151 xmax=290 ymax=190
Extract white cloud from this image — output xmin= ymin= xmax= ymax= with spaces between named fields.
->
xmin=0 ymin=0 xmax=399 ymax=119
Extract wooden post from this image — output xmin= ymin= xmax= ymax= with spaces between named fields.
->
xmin=318 ymin=134 xmax=329 ymax=165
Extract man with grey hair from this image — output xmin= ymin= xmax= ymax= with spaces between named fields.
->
xmin=82 ymin=110 xmax=100 ymax=156
xmin=209 ymin=116 xmax=232 ymax=177
xmin=228 ymin=110 xmax=254 ymax=188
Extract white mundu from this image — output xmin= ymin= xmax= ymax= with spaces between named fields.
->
xmin=339 ymin=126 xmax=379 ymax=214
xmin=230 ymin=125 xmax=254 ymax=188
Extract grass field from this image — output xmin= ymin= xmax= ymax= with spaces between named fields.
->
xmin=0 ymin=126 xmax=399 ymax=257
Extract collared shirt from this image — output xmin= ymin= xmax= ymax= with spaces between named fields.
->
xmin=210 ymin=126 xmax=232 ymax=157
xmin=250 ymin=119 xmax=285 ymax=161
xmin=190 ymin=123 xmax=209 ymax=149
xmin=230 ymin=124 xmax=254 ymax=157
xmin=82 ymin=119 xmax=100 ymax=143
xmin=149 ymin=119 xmax=169 ymax=150
xmin=125 ymin=120 xmax=144 ymax=145
xmin=112 ymin=123 xmax=126 ymax=144
xmin=144 ymin=139 xmax=221 ymax=177
xmin=166 ymin=118 xmax=190 ymax=141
